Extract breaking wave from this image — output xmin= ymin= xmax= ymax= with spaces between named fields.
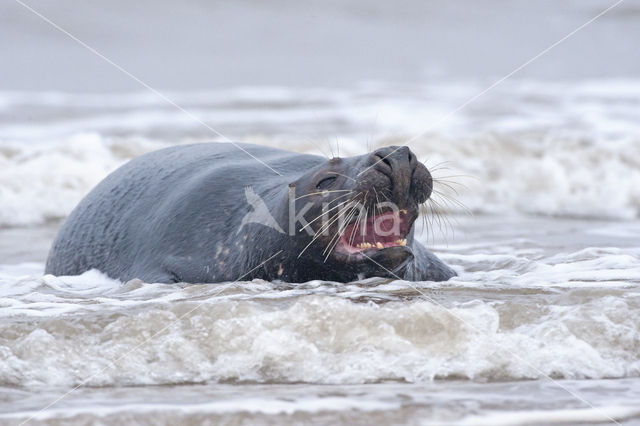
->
xmin=1 ymin=79 xmax=640 ymax=227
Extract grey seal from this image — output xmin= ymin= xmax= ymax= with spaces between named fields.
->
xmin=45 ymin=143 xmax=456 ymax=283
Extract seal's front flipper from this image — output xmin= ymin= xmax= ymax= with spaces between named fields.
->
xmin=407 ymin=242 xmax=457 ymax=282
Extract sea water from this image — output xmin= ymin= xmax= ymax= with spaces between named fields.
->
xmin=1 ymin=80 xmax=640 ymax=425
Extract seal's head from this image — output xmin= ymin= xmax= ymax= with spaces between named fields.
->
xmin=289 ymin=146 xmax=432 ymax=281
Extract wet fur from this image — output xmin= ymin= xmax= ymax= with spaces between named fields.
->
xmin=46 ymin=143 xmax=456 ymax=283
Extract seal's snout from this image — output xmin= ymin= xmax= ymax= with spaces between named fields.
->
xmin=369 ymin=146 xmax=432 ymax=204
xmin=371 ymin=146 xmax=415 ymax=187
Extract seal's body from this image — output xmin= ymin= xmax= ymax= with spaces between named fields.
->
xmin=46 ymin=143 xmax=456 ymax=283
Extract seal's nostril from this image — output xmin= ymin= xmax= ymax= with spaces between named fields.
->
xmin=375 ymin=154 xmax=392 ymax=170
xmin=407 ymin=151 xmax=414 ymax=164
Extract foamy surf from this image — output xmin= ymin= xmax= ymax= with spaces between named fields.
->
xmin=1 ymin=79 xmax=639 ymax=425
xmin=1 ymin=221 xmax=639 ymax=389
xmin=2 ymin=79 xmax=640 ymax=228
xmin=2 ymin=380 xmax=640 ymax=425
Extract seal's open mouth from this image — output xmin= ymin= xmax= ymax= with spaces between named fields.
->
xmin=336 ymin=209 xmax=412 ymax=255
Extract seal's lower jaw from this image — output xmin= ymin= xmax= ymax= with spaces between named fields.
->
xmin=334 ymin=245 xmax=414 ymax=278
xmin=365 ymin=245 xmax=414 ymax=276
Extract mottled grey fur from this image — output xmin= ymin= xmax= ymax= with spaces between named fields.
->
xmin=46 ymin=143 xmax=456 ymax=283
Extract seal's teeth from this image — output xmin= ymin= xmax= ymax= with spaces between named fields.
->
xmin=395 ymin=238 xmax=407 ymax=246
xmin=376 ymin=242 xmax=383 ymax=249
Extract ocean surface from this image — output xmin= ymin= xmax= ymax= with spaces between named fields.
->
xmin=0 ymin=78 xmax=639 ymax=425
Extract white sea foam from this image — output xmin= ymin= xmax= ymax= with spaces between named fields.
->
xmin=0 ymin=242 xmax=638 ymax=388
xmin=459 ymin=405 xmax=640 ymax=426
xmin=1 ymin=81 xmax=640 ymax=424
xmin=0 ymin=289 xmax=638 ymax=387
xmin=3 ymin=379 xmax=640 ymax=425
xmin=1 ymin=79 xmax=640 ymax=227
xmin=0 ymin=134 xmax=164 ymax=227
xmin=1 ymin=397 xmax=399 ymax=421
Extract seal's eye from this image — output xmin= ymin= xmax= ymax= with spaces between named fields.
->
xmin=316 ymin=176 xmax=337 ymax=189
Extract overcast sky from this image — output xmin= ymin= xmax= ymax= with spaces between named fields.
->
xmin=1 ymin=0 xmax=638 ymax=92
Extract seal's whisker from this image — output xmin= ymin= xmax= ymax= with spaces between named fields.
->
xmin=297 ymin=199 xmax=359 ymax=258
xmin=426 ymin=202 xmax=442 ymax=245
xmin=432 ymin=173 xmax=479 ymax=180
xmin=429 ymin=167 xmax=456 ymax=176
xmin=324 ymin=214 xmax=352 ymax=258
xmin=373 ymin=187 xmax=383 ymax=214
xmin=432 ymin=180 xmax=464 ymax=197
xmin=431 ymin=173 xmax=473 ymax=185
xmin=431 ymin=187 xmax=471 ymax=211
xmin=326 ymin=171 xmax=357 ymax=182
xmin=431 ymin=180 xmax=473 ymax=194
xmin=326 ymin=193 xmax=365 ymax=258
xmin=295 ymin=189 xmax=352 ymax=201
xmin=354 ymin=206 xmax=369 ymax=249
xmin=418 ymin=203 xmax=432 ymax=243
xmin=431 ymin=189 xmax=473 ymax=216
xmin=324 ymin=206 xmax=359 ymax=260
xmin=346 ymin=208 xmax=362 ymax=247
xmin=420 ymin=205 xmax=428 ymax=241
xmin=426 ymin=197 xmax=456 ymax=239
xmin=325 ymin=200 xmax=359 ymax=250
xmin=422 ymin=158 xmax=453 ymax=166
xmin=313 ymin=199 xmax=356 ymax=238
xmin=344 ymin=202 xmax=368 ymax=252
xmin=301 ymin=135 xmax=331 ymax=159
xmin=347 ymin=191 xmax=368 ymax=247
xmin=329 ymin=191 xmax=357 ymax=203
xmin=428 ymin=199 xmax=464 ymax=229
xmin=349 ymin=207 xmax=368 ymax=245
xmin=299 ymin=192 xmax=356 ymax=231
xmin=431 ymin=176 xmax=476 ymax=193
xmin=301 ymin=191 xmax=361 ymax=232
xmin=323 ymin=205 xmax=356 ymax=257
xmin=422 ymin=202 xmax=442 ymax=245
xmin=378 ymin=187 xmax=392 ymax=202
xmin=429 ymin=198 xmax=451 ymax=230
xmin=423 ymin=160 xmax=455 ymax=172
xmin=424 ymin=199 xmax=444 ymax=236
xmin=298 ymin=208 xmax=347 ymax=259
